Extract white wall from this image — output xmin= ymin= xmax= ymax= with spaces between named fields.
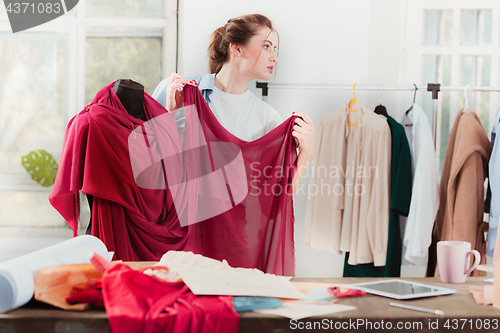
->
xmin=0 ymin=0 xmax=432 ymax=277
xmin=178 ymin=0 xmax=426 ymax=277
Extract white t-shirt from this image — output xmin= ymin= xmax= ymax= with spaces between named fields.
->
xmin=209 ymin=85 xmax=283 ymax=141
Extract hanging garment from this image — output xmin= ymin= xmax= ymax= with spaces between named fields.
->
xmin=427 ymin=110 xmax=491 ymax=277
xmin=400 ymin=104 xmax=439 ymax=266
xmin=343 ymin=116 xmax=412 ymax=277
xmin=485 ymin=109 xmax=500 ymax=257
xmin=101 ymin=264 xmax=239 ymax=333
xmin=49 ymin=83 xmax=298 ymax=276
xmin=305 ymin=103 xmax=391 ymax=266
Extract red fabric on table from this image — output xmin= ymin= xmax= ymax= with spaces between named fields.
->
xmin=101 ymin=264 xmax=239 ymax=333
xmin=49 ymin=83 xmax=298 ymax=275
xmin=66 ymin=280 xmax=104 ymax=308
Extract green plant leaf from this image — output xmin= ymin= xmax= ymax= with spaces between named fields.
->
xmin=21 ymin=150 xmax=58 ymax=187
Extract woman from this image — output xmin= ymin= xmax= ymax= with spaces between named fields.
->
xmin=151 ymin=14 xmax=313 ymax=274
xmin=152 ymin=14 xmax=314 ymax=194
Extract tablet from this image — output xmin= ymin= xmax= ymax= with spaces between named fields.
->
xmin=342 ymin=279 xmax=456 ymax=300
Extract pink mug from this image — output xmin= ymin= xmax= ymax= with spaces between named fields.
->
xmin=437 ymin=241 xmax=481 ymax=284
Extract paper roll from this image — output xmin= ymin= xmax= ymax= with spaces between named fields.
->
xmin=0 ymin=235 xmax=112 ymax=313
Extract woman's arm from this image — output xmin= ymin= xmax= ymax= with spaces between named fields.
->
xmin=290 ymin=112 xmax=315 ymax=194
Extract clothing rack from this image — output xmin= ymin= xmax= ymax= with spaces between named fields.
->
xmin=256 ymin=82 xmax=500 ymax=142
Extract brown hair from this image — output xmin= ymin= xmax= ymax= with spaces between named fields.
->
xmin=208 ymin=14 xmax=278 ymax=74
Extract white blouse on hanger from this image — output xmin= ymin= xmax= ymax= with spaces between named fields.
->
xmin=487 ymin=108 xmax=500 ymax=257
xmin=401 ymin=104 xmax=439 ymax=266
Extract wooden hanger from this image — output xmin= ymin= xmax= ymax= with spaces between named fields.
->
xmin=348 ymin=83 xmax=358 ymax=126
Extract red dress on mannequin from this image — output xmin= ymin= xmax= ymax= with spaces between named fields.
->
xmin=50 ymin=83 xmax=298 ymax=276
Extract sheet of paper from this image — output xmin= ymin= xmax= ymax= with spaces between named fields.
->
xmin=177 ymin=268 xmax=307 ymax=299
xmin=254 ymin=302 xmax=356 ymax=320
xmin=484 ymin=285 xmax=494 ymax=305
xmin=297 ymin=288 xmax=333 ymax=303
xmin=310 ymin=288 xmax=329 ymax=295
xmin=469 ymin=285 xmax=485 ymax=304
xmin=299 ymin=295 xmax=333 ymax=303
xmin=469 ymin=285 xmax=494 ymax=305
xmin=477 ymin=264 xmax=494 ymax=273
xmin=289 ymin=282 xmax=344 ymax=304
xmin=292 ymin=281 xmax=340 ymax=293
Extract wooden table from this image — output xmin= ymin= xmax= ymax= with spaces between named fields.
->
xmin=1 ymin=277 xmax=498 ymax=333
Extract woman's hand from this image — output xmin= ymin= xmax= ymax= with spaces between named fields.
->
xmin=165 ymin=72 xmax=198 ymax=112
xmin=290 ymin=112 xmax=314 ymax=195
xmin=291 ymin=112 xmax=314 ymax=160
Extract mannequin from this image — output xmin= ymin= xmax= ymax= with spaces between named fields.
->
xmin=86 ymin=79 xmax=146 ymax=235
xmin=112 ymin=79 xmax=146 ymax=121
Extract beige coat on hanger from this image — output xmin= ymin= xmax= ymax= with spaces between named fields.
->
xmin=305 ymin=102 xmax=391 ymax=266
xmin=429 ymin=109 xmax=491 ymax=277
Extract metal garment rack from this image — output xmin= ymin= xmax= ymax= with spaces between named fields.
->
xmin=256 ymin=82 xmax=500 ymax=142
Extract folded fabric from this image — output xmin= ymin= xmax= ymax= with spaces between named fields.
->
xmin=102 ymin=263 xmax=239 ymax=333
xmin=66 ymin=280 xmax=104 ymax=308
xmin=156 ymin=250 xmax=231 ymax=270
xmin=148 ymin=250 xmax=248 ymax=282
xmin=34 ymin=263 xmax=102 ymax=310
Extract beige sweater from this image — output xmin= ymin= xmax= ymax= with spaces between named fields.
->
xmin=305 ymin=102 xmax=391 ymax=266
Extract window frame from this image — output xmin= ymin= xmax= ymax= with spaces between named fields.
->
xmin=402 ymin=0 xmax=500 ymax=132
xmin=0 ymin=0 xmax=177 ymax=248
xmin=401 ymin=0 xmax=500 ymax=173
xmin=0 ymin=0 xmax=177 ymax=193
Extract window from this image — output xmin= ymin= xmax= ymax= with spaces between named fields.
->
xmin=403 ymin=0 xmax=500 ymax=172
xmin=0 ymin=0 xmax=177 ymax=259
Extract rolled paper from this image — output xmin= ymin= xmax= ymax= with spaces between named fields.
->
xmin=0 ymin=235 xmax=112 ymax=313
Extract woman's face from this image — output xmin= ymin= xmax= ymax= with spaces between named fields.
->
xmin=239 ymin=27 xmax=278 ymax=81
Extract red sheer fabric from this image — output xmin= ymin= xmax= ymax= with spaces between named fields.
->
xmin=101 ymin=264 xmax=238 ymax=333
xmin=49 ymin=83 xmax=298 ymax=276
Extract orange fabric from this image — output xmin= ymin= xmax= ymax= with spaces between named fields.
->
xmin=34 ymin=263 xmax=102 ymax=310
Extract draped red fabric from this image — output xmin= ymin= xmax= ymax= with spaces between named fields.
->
xmin=101 ymin=264 xmax=239 ymax=333
xmin=49 ymin=83 xmax=298 ymax=276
